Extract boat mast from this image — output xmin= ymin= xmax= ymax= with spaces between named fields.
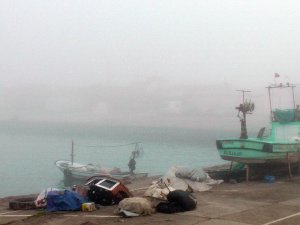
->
xmin=267 ymin=86 xmax=273 ymax=121
xmin=236 ymin=89 xmax=252 ymax=139
xmin=292 ymin=85 xmax=296 ymax=110
xmin=71 ymin=140 xmax=74 ymax=165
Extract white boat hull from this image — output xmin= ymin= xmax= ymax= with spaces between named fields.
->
xmin=55 ymin=160 xmax=147 ymax=181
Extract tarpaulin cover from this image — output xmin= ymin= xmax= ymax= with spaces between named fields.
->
xmin=144 ymin=167 xmax=223 ymax=200
xmin=273 ymin=109 xmax=295 ymax=122
xmin=46 ymin=190 xmax=88 ymax=212
xmin=175 ymin=167 xmax=208 ymax=182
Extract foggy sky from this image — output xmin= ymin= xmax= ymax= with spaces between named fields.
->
xmin=0 ymin=0 xmax=300 ymax=129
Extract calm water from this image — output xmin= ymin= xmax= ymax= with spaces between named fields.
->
xmin=0 ymin=122 xmax=234 ymax=197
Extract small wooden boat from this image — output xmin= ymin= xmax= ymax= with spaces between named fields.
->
xmin=55 ymin=160 xmax=148 ymax=181
xmin=55 ymin=142 xmax=148 ymax=182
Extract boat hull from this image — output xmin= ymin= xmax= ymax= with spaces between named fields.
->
xmin=55 ymin=160 xmax=148 ymax=181
xmin=216 ymin=139 xmax=300 ymax=164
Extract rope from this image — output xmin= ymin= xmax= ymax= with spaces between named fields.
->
xmin=74 ymin=142 xmax=141 ymax=148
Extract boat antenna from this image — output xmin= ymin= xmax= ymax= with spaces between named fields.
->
xmin=236 ymin=89 xmax=254 ymax=139
xmin=236 ymin=89 xmax=251 ymax=105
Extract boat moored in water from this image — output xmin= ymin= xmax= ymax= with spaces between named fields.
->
xmin=55 ymin=142 xmax=148 ymax=182
xmin=55 ymin=159 xmax=148 ymax=181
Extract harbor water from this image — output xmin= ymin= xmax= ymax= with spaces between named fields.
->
xmin=0 ymin=122 xmax=232 ymax=197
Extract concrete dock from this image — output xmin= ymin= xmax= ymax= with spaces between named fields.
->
xmin=1 ymin=175 xmax=300 ymax=225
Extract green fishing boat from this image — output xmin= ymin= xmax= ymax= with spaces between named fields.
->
xmin=216 ymin=83 xmax=300 ymax=165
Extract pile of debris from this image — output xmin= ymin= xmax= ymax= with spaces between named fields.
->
xmin=9 ymin=167 xmax=223 ymax=217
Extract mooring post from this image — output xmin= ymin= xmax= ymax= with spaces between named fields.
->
xmin=287 ymin=153 xmax=292 ymax=179
xmin=229 ymin=161 xmax=233 ymax=172
xmin=298 ymin=156 xmax=300 ymax=174
xmin=246 ymin=164 xmax=250 ymax=182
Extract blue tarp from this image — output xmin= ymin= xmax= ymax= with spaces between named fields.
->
xmin=46 ymin=190 xmax=89 ymax=212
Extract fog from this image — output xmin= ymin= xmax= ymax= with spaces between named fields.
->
xmin=1 ymin=0 xmax=300 ymax=129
